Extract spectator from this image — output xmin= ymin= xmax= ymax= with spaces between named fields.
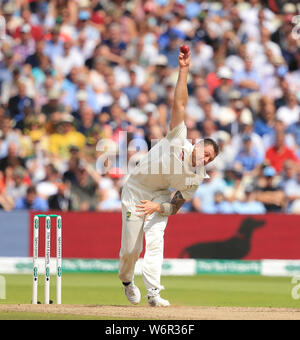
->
xmin=161 ymin=32 xmax=183 ymax=69
xmin=233 ymin=55 xmax=262 ymax=96
xmin=53 ymin=40 xmax=84 ymax=76
xmin=191 ymin=39 xmax=214 ymax=75
xmin=211 ymin=131 xmax=235 ymax=172
xmin=232 ymin=186 xmax=266 ymax=214
xmin=208 ymin=191 xmax=235 ymax=214
xmin=48 ymin=182 xmax=73 ymax=211
xmin=98 ymin=169 xmax=122 ymax=212
xmin=14 ymin=8 xmax=44 ymax=42
xmin=122 ymin=70 xmax=141 ymax=105
xmin=186 ymin=86 xmax=219 ymax=123
xmin=234 ymin=135 xmax=262 ymax=173
xmin=76 ymin=105 xmax=96 ymax=136
xmin=63 ymin=156 xmax=80 ymax=184
xmin=220 ymin=91 xmax=253 ymax=132
xmin=7 ymin=81 xmax=34 ymax=127
xmin=5 ymin=166 xmax=28 ymax=203
xmin=41 ymin=88 xmax=66 ymax=117
xmin=0 ymin=50 xmax=15 ymax=96
xmin=213 ymin=66 xmax=234 ymax=106
xmin=282 ymin=166 xmax=300 ymax=213
xmin=76 ymin=10 xmax=101 ymax=48
xmin=231 ymin=123 xmax=265 ymax=162
xmin=256 ymin=166 xmax=285 ymax=212
xmin=70 ymin=164 xmax=98 ymax=211
xmin=44 ymin=26 xmax=64 ymax=62
xmin=126 ymin=92 xmax=151 ymax=126
xmin=49 ymin=114 xmax=86 ymax=159
xmin=13 ymin=24 xmax=36 ymax=65
xmin=0 ymin=143 xmax=25 ymax=173
xmin=224 ymin=169 xmax=246 ymax=203
xmin=158 ymin=14 xmax=185 ymax=51
xmin=254 ymin=99 xmax=276 ymax=137
xmin=265 ymin=131 xmax=299 ymax=173
xmin=286 ymin=113 xmax=300 ymax=147
xmin=280 ymin=160 xmax=298 ymax=189
xmin=103 ymin=23 xmax=127 ymax=57
xmin=15 ymin=185 xmax=49 ymax=211
xmin=0 ymin=117 xmax=21 ymax=157
xmin=275 ymin=76 xmax=290 ymax=109
xmin=36 ymin=164 xmax=60 ymax=200
xmin=263 ymin=118 xmax=297 ymax=150
xmin=25 ymin=40 xmax=46 ymax=68
xmin=276 ymin=92 xmax=300 ymax=126
xmin=192 ymin=167 xmax=227 ymax=213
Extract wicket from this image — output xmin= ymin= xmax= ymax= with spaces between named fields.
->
xmin=32 ymin=214 xmax=62 ymax=304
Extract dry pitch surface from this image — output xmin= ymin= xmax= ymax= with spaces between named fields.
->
xmin=1 ymin=304 xmax=300 ymax=320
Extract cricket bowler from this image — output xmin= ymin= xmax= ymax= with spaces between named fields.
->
xmin=118 ymin=46 xmax=219 ymax=307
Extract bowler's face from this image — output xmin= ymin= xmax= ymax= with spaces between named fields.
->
xmin=192 ymin=143 xmax=216 ymax=167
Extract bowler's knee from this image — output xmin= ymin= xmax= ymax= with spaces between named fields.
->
xmin=120 ymin=249 xmax=142 ymax=262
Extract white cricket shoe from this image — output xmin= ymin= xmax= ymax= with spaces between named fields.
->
xmin=124 ymin=283 xmax=141 ymax=305
xmin=147 ymin=288 xmax=170 ymax=307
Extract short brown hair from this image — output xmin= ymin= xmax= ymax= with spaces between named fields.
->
xmin=204 ymin=138 xmax=220 ymax=157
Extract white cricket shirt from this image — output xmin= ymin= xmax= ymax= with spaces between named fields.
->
xmin=125 ymin=122 xmax=209 ymax=202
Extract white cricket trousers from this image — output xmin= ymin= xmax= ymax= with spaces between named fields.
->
xmin=118 ymin=184 xmax=169 ymax=292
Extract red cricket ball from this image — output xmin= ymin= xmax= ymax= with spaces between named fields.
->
xmin=180 ymin=45 xmax=189 ymax=54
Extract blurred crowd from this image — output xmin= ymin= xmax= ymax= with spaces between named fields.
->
xmin=0 ymin=0 xmax=300 ymax=214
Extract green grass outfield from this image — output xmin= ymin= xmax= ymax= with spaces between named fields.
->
xmin=0 ymin=273 xmax=299 ymax=319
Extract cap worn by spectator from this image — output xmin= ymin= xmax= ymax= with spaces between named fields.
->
xmin=78 ymin=10 xmax=91 ymax=21
xmin=217 ymin=66 xmax=233 ymax=80
xmin=59 ymin=113 xmax=75 ymax=125
xmin=144 ymin=103 xmax=158 ymax=116
xmin=215 ymin=130 xmax=231 ymax=144
xmin=51 ymin=25 xmax=61 ymax=35
xmin=48 ymin=88 xmax=61 ymax=100
xmin=263 ymin=166 xmax=276 ymax=177
xmin=229 ymin=90 xmax=242 ymax=101
xmin=3 ymin=2 xmax=14 ymax=15
xmin=78 ymin=0 xmax=90 ymax=9
xmin=154 ymin=55 xmax=168 ymax=67
xmin=283 ymin=3 xmax=297 ymax=14
xmin=14 ymin=166 xmax=26 ymax=179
